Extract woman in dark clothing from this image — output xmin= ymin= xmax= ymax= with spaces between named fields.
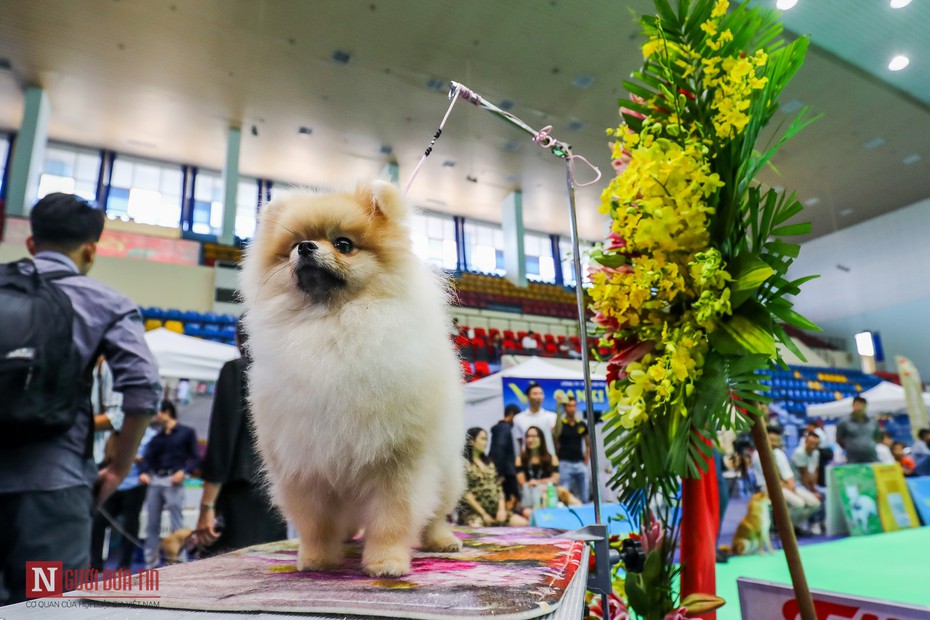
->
xmin=193 ymin=322 xmax=286 ymax=554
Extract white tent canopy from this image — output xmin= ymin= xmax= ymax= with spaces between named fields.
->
xmin=463 ymin=357 xmax=605 ymax=432
xmin=806 ymin=380 xmax=930 ymax=418
xmin=144 ymin=327 xmax=239 ymax=382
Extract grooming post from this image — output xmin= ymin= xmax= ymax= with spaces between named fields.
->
xmin=750 ymin=414 xmax=816 ymax=620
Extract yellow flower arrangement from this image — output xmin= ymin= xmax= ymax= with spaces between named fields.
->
xmin=590 ymin=2 xmax=820 ymax=617
xmin=592 ymin=0 xmax=819 ymax=533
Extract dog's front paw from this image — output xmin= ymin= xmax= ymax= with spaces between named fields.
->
xmin=422 ymin=530 xmax=463 ymax=553
xmin=296 ymin=541 xmax=342 ymax=572
xmin=363 ymin=546 xmax=412 ymax=577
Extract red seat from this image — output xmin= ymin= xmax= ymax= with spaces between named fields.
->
xmin=503 ymin=330 xmax=516 ymax=340
xmin=517 ymin=331 xmax=528 ymax=340
xmin=557 ymin=335 xmax=567 ymax=344
xmin=474 ymin=361 xmax=491 ymax=378
xmin=543 ymin=342 xmax=559 ymax=357
xmin=474 ymin=327 xmax=487 ymax=338
xmin=543 ymin=334 xmax=556 ymax=344
xmin=502 ymin=339 xmax=518 ymax=351
xmin=488 ymin=328 xmax=500 ymax=339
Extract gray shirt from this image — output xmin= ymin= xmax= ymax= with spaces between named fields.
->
xmin=0 ymin=252 xmax=161 ymax=493
xmin=836 ymin=414 xmax=879 ymax=464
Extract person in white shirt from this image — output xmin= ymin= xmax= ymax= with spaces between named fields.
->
xmin=513 ymin=383 xmax=557 ymax=454
xmin=521 ymin=331 xmax=540 ymax=354
xmin=92 ymin=356 xmax=125 ymax=467
xmin=752 ymin=425 xmax=821 ymax=536
xmin=875 ymin=430 xmax=896 ymax=464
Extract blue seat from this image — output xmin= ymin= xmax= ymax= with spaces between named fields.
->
xmin=164 ymin=308 xmax=182 ymax=321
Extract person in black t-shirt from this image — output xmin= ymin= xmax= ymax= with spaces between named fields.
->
xmin=489 ymin=405 xmax=520 ymax=506
xmin=553 ymin=396 xmax=590 ymax=502
xmin=139 ymin=401 xmax=199 ymax=568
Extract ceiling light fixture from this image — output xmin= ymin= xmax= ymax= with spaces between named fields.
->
xmin=903 ymin=154 xmax=921 ymax=165
xmin=804 ymin=197 xmax=820 ymax=206
xmin=862 ymin=137 xmax=885 ymax=150
xmin=298 ymin=126 xmax=313 ymax=136
xmin=890 ymin=0 xmax=912 ymax=8
xmin=839 ymin=208 xmax=854 ymax=216
xmin=776 ymin=0 xmax=798 ymax=10
xmin=888 ymin=55 xmax=909 ymax=71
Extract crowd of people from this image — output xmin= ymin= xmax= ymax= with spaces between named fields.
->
xmin=728 ymin=397 xmax=930 ymax=538
xmin=459 ymin=383 xmax=589 ymax=527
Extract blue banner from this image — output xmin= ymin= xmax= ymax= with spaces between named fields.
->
xmin=502 ymin=377 xmax=609 ymax=418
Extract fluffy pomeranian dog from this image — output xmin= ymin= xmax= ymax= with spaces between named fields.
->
xmin=240 ymin=181 xmax=465 ymax=577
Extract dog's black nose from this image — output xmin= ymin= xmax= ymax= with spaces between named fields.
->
xmin=297 ymin=241 xmax=317 ymax=257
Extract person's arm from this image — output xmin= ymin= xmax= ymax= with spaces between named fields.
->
xmin=584 ymin=432 xmax=591 ymax=465
xmin=800 ymin=468 xmax=816 ymax=492
xmin=835 ymin=422 xmax=847 ymax=449
xmin=515 ymin=456 xmax=527 ymax=486
xmin=94 ymin=414 xmax=115 ymax=431
xmin=95 ymin=307 xmax=161 ymax=505
xmin=462 ymin=492 xmax=493 ymax=523
xmin=549 ymin=455 xmax=560 ymax=485
xmin=194 ymin=481 xmax=223 ymax=547
xmin=95 ymin=415 xmax=153 ymax=506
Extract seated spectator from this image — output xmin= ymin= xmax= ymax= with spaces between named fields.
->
xmin=458 ymin=428 xmax=529 ymax=527
xmin=790 ymin=431 xmax=825 ymax=534
xmin=521 ymin=331 xmax=540 ymax=354
xmin=752 ymin=425 xmax=820 ymax=536
xmin=516 ymin=426 xmax=581 ymax=508
xmin=876 ymin=430 xmax=896 ymax=464
xmin=559 ymin=340 xmax=582 ymax=359
xmin=891 ymin=442 xmax=917 ymax=476
xmin=489 ymin=333 xmax=503 ymax=363
xmin=912 ymin=428 xmax=930 ymax=460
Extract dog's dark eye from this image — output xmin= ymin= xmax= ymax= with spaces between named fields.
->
xmin=333 ymin=237 xmax=354 ymax=254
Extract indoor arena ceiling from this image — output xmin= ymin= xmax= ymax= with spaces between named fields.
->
xmin=0 ymin=0 xmax=928 ymax=242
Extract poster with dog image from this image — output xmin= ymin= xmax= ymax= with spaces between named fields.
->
xmin=832 ymin=465 xmax=883 ymax=536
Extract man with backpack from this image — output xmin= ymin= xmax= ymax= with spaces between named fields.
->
xmin=0 ymin=193 xmax=161 ymax=605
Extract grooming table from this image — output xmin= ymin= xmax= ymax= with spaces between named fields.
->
xmin=3 ymin=527 xmax=589 ymax=620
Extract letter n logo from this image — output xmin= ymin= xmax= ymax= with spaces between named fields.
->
xmin=26 ymin=561 xmax=62 ymax=598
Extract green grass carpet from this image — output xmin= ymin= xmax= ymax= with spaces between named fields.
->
xmin=714 ymin=527 xmax=930 ymax=619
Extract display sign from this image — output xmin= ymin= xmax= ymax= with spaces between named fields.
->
xmin=4 ymin=217 xmax=200 ymax=265
xmin=502 ymin=377 xmax=608 ymax=416
xmin=738 ymin=577 xmax=930 ymax=620
xmin=873 ymin=463 xmax=920 ymax=531
xmin=906 ymin=476 xmax=930 ymax=525
xmin=829 ymin=464 xmax=883 ymax=536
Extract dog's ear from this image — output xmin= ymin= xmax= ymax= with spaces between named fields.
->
xmin=257 ymin=197 xmax=287 ymax=227
xmin=357 ymin=180 xmax=408 ymax=221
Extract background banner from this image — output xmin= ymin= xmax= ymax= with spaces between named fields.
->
xmin=501 ymin=377 xmax=608 ymax=417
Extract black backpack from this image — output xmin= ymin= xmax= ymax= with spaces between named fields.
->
xmin=0 ymin=259 xmax=84 ymax=446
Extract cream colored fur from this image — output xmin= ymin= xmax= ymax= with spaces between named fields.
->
xmin=240 ymin=181 xmax=465 ymax=577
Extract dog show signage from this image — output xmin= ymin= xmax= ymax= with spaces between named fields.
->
xmin=738 ymin=578 xmax=930 ymax=620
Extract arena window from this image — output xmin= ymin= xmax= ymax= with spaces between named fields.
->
xmin=463 ymin=220 xmax=506 ymax=276
xmin=36 ymin=142 xmax=100 ymax=203
xmin=108 ymin=155 xmax=183 ymax=228
xmin=410 ymin=210 xmax=457 ymax=270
